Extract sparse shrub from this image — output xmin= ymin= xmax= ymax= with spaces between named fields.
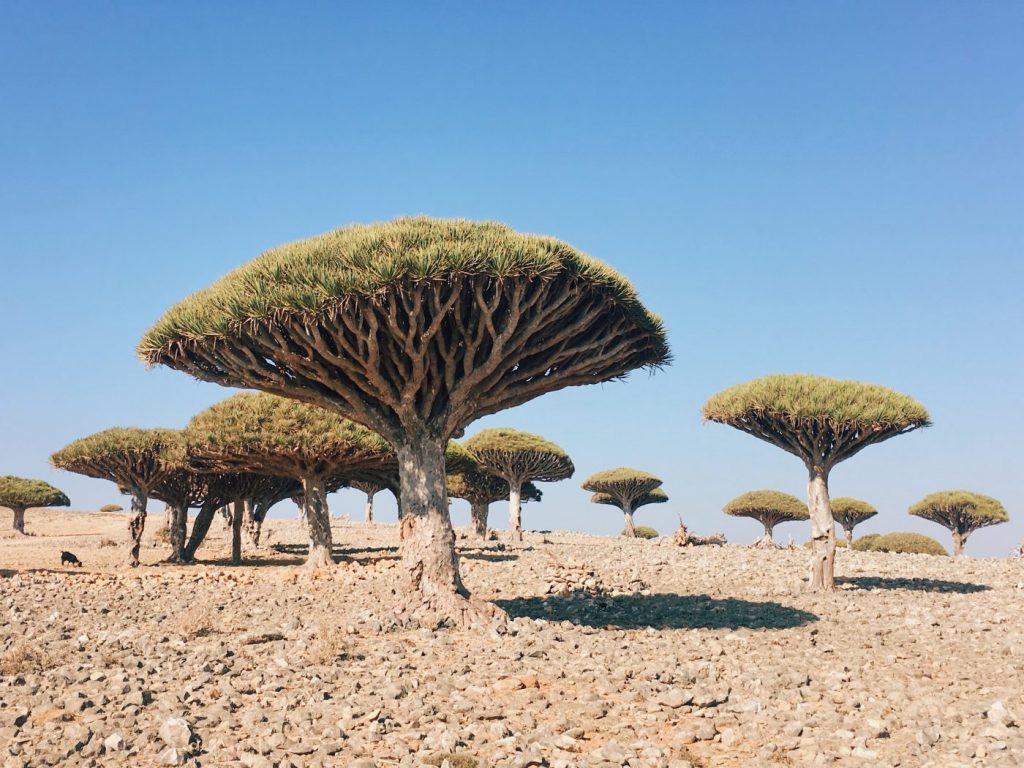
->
xmin=625 ymin=525 xmax=659 ymax=539
xmin=178 ymin=605 xmax=216 ymax=639
xmin=422 ymin=754 xmax=479 ymax=768
xmin=304 ymin=626 xmax=347 ymax=665
xmin=852 ymin=533 xmax=881 ymax=551
xmin=868 ymin=532 xmax=947 ymax=556
xmin=99 ymin=538 xmax=118 ymax=548
xmin=100 ymin=503 xmax=123 ymax=513
xmin=0 ymin=644 xmax=57 ymax=675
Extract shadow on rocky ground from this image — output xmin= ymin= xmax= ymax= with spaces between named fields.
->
xmin=496 ymin=592 xmax=819 ymax=630
xmin=838 ymin=575 xmax=989 ymax=593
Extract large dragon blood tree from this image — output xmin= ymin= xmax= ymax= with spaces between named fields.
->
xmin=909 ymin=490 xmax=1009 ymax=556
xmin=0 ymin=476 xmax=70 ymax=535
xmin=184 ymin=392 xmax=394 ymax=568
xmin=447 ymin=469 xmax=542 ymax=539
xmin=582 ymin=467 xmax=664 ymax=538
xmin=703 ymin=374 xmax=930 ymax=591
xmin=830 ymin=497 xmax=877 ymax=544
xmin=51 ymin=428 xmax=184 ymax=566
xmin=139 ymin=217 xmax=669 ymax=625
xmin=723 ymin=490 xmax=808 ymax=546
xmin=463 ymin=428 xmax=574 ymax=543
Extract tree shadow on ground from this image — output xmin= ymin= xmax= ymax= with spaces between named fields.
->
xmin=838 ymin=576 xmax=989 ymax=594
xmin=495 ymin=592 xmax=818 ymax=630
xmin=189 ymin=557 xmax=305 ymax=568
xmin=460 ymin=552 xmax=519 ymax=562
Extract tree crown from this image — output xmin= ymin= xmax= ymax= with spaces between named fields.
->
xmin=0 ymin=476 xmax=70 ymax=509
xmin=581 ymin=467 xmax=662 ymax=505
xmin=51 ymin=428 xmax=185 ymax=490
xmin=447 ymin=471 xmax=543 ymax=506
xmin=909 ymin=490 xmax=1009 ymax=530
xmin=463 ymin=428 xmax=574 ymax=483
xmin=722 ymin=490 xmax=808 ymax=521
xmin=591 ymin=486 xmax=668 ymax=510
xmin=830 ymin=496 xmax=878 ymax=527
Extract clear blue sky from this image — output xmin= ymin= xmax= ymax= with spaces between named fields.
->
xmin=2 ymin=2 xmax=1021 ymax=556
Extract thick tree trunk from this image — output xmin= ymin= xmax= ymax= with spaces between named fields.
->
xmin=397 ymin=436 xmax=502 ymax=627
xmin=165 ymin=503 xmax=188 ymax=563
xmin=230 ymin=499 xmax=244 ymax=564
xmin=183 ymin=501 xmax=217 ymax=562
xmin=11 ymin=506 xmax=26 ymax=535
xmin=952 ymin=530 xmax=966 ymax=557
xmin=508 ymin=480 xmax=523 ymax=543
xmin=761 ymin=522 xmax=776 ymax=547
xmin=470 ymin=502 xmax=489 ymax=539
xmin=127 ymin=487 xmax=148 ymax=568
xmin=806 ymin=468 xmax=836 ymax=591
xmin=302 ymin=475 xmax=333 ymax=569
xmin=243 ymin=500 xmax=261 ymax=547
xmin=364 ymin=492 xmax=375 ymax=523
xmin=622 ymin=504 xmax=636 ymax=537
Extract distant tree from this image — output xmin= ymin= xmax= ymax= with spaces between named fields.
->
xmin=909 ymin=490 xmax=1009 ymax=556
xmin=139 ymin=217 xmax=668 ymax=625
xmin=447 ymin=470 xmax=542 ymax=539
xmin=464 ymin=428 xmax=574 ymax=543
xmin=703 ymin=374 xmax=929 ymax=591
xmin=99 ymin=503 xmax=124 ymax=513
xmin=146 ymin=466 xmax=209 ymax=563
xmin=582 ymin=468 xmax=663 ymax=538
xmin=185 ymin=392 xmax=393 ymax=568
xmin=867 ymin=531 xmax=948 ymax=556
xmin=0 ymin=476 xmax=70 ymax=535
xmin=352 ymin=479 xmax=386 ymax=523
xmin=52 ymin=428 xmax=183 ymax=566
xmin=722 ymin=490 xmax=808 ymax=546
xmin=627 ymin=525 xmax=659 ymax=539
xmin=830 ymin=497 xmax=878 ymax=544
xmin=851 ymin=533 xmax=882 ymax=552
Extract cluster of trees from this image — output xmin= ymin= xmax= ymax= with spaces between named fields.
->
xmin=1 ymin=217 xmax=1012 ymax=627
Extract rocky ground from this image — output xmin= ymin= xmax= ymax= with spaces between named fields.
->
xmin=1 ymin=509 xmax=1023 ymax=768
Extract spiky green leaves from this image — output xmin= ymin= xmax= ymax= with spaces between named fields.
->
xmin=909 ymin=491 xmax=1008 ymax=533
xmin=591 ymin=487 xmax=668 ymax=511
xmin=51 ymin=428 xmax=185 ymax=491
xmin=185 ymin=392 xmax=392 ymax=478
xmin=723 ymin=490 xmax=808 ymax=522
xmin=831 ymin=497 xmax=878 ymax=532
xmin=582 ymin=468 xmax=663 ymax=511
xmin=0 ymin=477 xmax=70 ymax=510
xmin=702 ymin=374 xmax=930 ymax=470
xmin=448 ymin=471 xmax=543 ymax=506
xmin=463 ymin=429 xmax=574 ymax=484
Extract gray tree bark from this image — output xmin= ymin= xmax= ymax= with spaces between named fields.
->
xmin=230 ymin=499 xmax=244 ymax=564
xmin=397 ymin=436 xmax=501 ymax=626
xmin=952 ymin=530 xmax=966 ymax=557
xmin=364 ymin=492 xmax=375 ymax=523
xmin=806 ymin=469 xmax=836 ymax=591
xmin=761 ymin=522 xmax=776 ymax=547
xmin=166 ymin=502 xmax=188 ymax=563
xmin=470 ymin=502 xmax=489 ymax=539
xmin=243 ymin=499 xmax=261 ymax=547
xmin=302 ymin=476 xmax=333 ymax=569
xmin=11 ymin=506 xmax=26 ymax=535
xmin=843 ymin=526 xmax=854 ymax=545
xmin=183 ymin=500 xmax=218 ymax=561
xmin=127 ymin=487 xmax=148 ymax=568
xmin=622 ymin=504 xmax=636 ymax=537
xmin=508 ymin=480 xmax=523 ymax=543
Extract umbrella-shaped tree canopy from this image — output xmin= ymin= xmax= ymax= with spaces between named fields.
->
xmin=582 ymin=467 xmax=663 ymax=538
xmin=138 ymin=216 xmax=669 ymax=626
xmin=463 ymin=428 xmax=574 ymax=543
xmin=909 ymin=490 xmax=1009 ymax=556
xmin=830 ymin=497 xmax=878 ymax=543
xmin=703 ymin=374 xmax=929 ymax=590
xmin=51 ymin=428 xmax=184 ymax=566
xmin=591 ymin=487 xmax=668 ymax=511
xmin=0 ymin=476 xmax=70 ymax=534
xmin=448 ymin=470 xmax=542 ymax=539
xmin=722 ymin=490 xmax=808 ymax=545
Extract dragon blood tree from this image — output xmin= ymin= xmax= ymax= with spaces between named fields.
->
xmin=448 ymin=469 xmax=542 ymax=539
xmin=352 ymin=479 xmax=386 ymax=523
xmin=0 ymin=476 xmax=70 ymax=535
xmin=582 ymin=468 xmax=664 ymax=537
xmin=463 ymin=428 xmax=574 ymax=543
xmin=703 ymin=374 xmax=930 ymax=591
xmin=909 ymin=490 xmax=1009 ymax=556
xmin=145 ymin=465 xmax=209 ymax=563
xmin=723 ymin=490 xmax=808 ymax=547
xmin=590 ymin=486 xmax=668 ymax=536
xmin=184 ymin=392 xmax=393 ymax=568
xmin=51 ymin=428 xmax=184 ymax=566
xmin=830 ymin=497 xmax=878 ymax=544
xmin=139 ymin=217 xmax=668 ymax=625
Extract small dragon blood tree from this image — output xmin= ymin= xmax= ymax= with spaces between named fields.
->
xmin=703 ymin=374 xmax=929 ymax=591
xmin=723 ymin=490 xmax=808 ymax=546
xmin=463 ymin=428 xmax=574 ymax=543
xmin=0 ymin=476 xmax=70 ymax=535
xmin=139 ymin=217 xmax=668 ymax=626
xmin=352 ymin=479 xmax=387 ymax=523
xmin=52 ymin=428 xmax=184 ymax=566
xmin=447 ymin=469 xmax=542 ymax=539
xmin=582 ymin=468 xmax=664 ymax=538
xmin=830 ymin=497 xmax=878 ymax=544
xmin=184 ymin=392 xmax=393 ymax=569
xmin=909 ymin=490 xmax=1009 ymax=556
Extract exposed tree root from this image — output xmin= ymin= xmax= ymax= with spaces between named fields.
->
xmin=395 ymin=590 xmax=506 ymax=630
